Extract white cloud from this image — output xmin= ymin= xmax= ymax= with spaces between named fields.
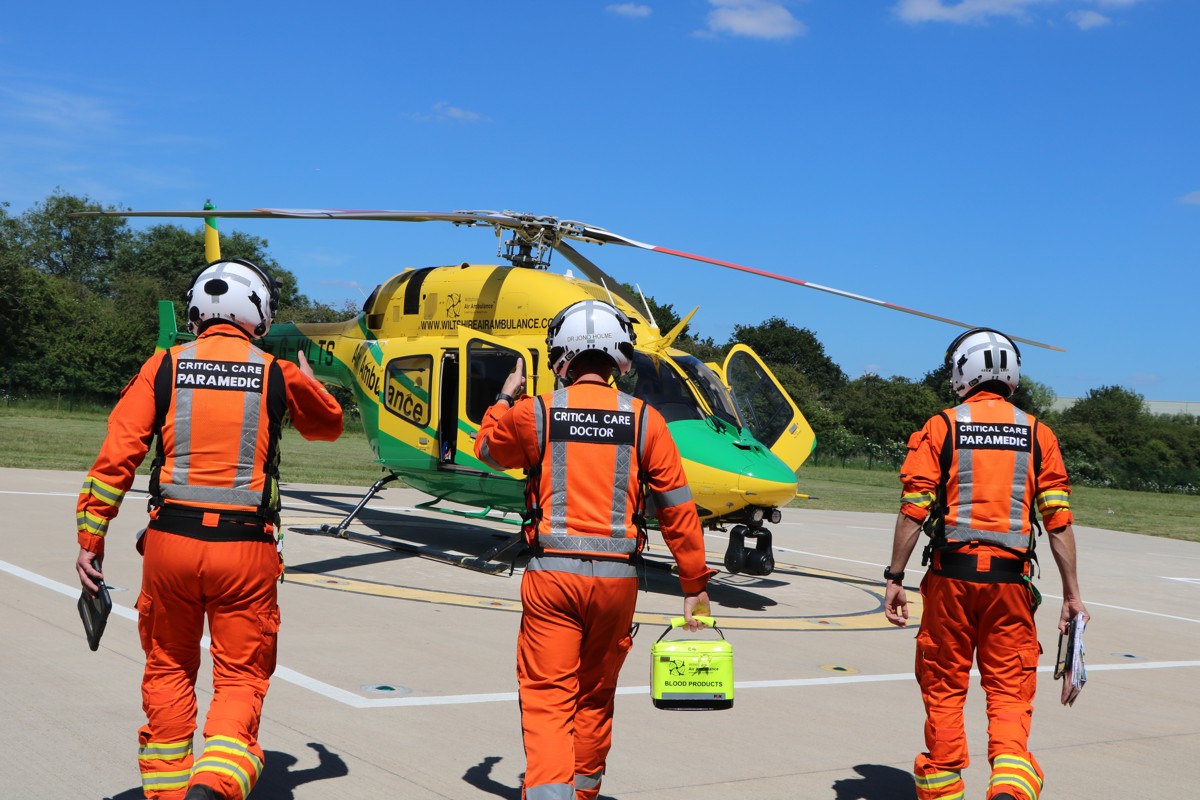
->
xmin=0 ymin=85 xmax=117 ymax=134
xmin=1179 ymin=191 xmax=1200 ymax=206
xmin=893 ymin=0 xmax=1044 ymax=24
xmin=894 ymin=0 xmax=1147 ymax=26
xmin=607 ymin=3 xmax=652 ymax=18
xmin=702 ymin=0 xmax=807 ymax=40
xmin=1068 ymin=9 xmax=1111 ymax=29
xmin=411 ymin=102 xmax=486 ymax=123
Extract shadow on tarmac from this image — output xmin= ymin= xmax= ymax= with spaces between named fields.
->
xmin=831 ymin=763 xmax=917 ymax=800
xmin=463 ymin=756 xmax=616 ymax=800
xmin=102 ymin=742 xmax=349 ymax=800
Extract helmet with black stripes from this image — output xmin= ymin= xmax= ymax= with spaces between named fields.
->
xmin=185 ymin=258 xmax=280 ymax=337
xmin=947 ymin=328 xmax=1021 ymax=398
xmin=546 ymin=299 xmax=636 ymax=379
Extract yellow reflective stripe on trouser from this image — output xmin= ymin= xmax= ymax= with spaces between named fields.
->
xmin=989 ymin=754 xmax=1043 ymax=800
xmin=192 ymin=735 xmax=263 ymax=800
xmin=915 ymin=769 xmax=964 ymax=800
xmin=138 ymin=738 xmax=193 ymax=793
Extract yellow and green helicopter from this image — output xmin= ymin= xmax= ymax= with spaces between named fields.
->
xmin=81 ymin=206 xmax=1061 ymax=577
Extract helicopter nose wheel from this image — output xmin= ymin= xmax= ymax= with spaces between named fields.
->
xmin=722 ymin=523 xmax=775 ymax=577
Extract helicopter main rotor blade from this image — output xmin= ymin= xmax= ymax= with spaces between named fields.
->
xmin=71 ymin=207 xmax=1061 ymax=350
xmin=552 ymin=223 xmax=1065 ymax=353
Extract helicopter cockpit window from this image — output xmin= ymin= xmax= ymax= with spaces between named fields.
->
xmin=383 ymin=355 xmax=432 ymax=427
xmin=616 ymin=352 xmax=706 ymax=424
xmin=671 ymin=355 xmax=742 ymax=429
xmin=466 ymin=339 xmax=521 ymax=424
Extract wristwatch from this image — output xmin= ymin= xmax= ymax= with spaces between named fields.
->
xmin=883 ymin=567 xmax=905 ymax=583
xmin=494 ymin=392 xmax=515 ymax=406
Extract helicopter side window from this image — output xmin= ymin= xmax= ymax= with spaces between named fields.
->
xmin=383 ymin=355 xmax=432 ymax=427
xmin=616 ymin=352 xmax=706 ymax=424
xmin=671 ymin=355 xmax=742 ymax=429
xmin=466 ymin=339 xmax=521 ymax=424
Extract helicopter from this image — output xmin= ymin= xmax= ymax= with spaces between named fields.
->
xmin=76 ymin=205 xmax=1062 ymax=578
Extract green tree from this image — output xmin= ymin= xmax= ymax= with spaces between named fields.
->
xmin=732 ymin=317 xmax=847 ymax=398
xmin=837 ymin=374 xmax=943 ymax=446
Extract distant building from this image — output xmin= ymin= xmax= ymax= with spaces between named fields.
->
xmin=1052 ymin=398 xmax=1200 ymax=416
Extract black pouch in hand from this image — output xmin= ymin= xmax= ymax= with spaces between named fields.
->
xmin=78 ymin=580 xmax=113 ymax=651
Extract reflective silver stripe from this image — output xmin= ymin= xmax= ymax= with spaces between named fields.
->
xmin=1009 ymin=407 xmax=1031 ymax=534
xmin=159 ymin=484 xmax=264 ymax=506
xmin=549 ymin=389 xmax=570 ymax=541
xmin=944 ymin=524 xmax=1031 ymax=549
xmin=654 ymin=485 xmax=693 ymax=509
xmin=526 ymin=555 xmax=638 ymax=578
xmin=575 ymin=770 xmax=603 ymax=791
xmin=637 ymin=402 xmax=649 ymax=467
xmin=478 ymin=436 xmax=505 ymax=471
xmin=948 ymin=403 xmax=1029 ymax=549
xmin=525 ymin=783 xmax=575 ymax=800
xmin=138 ymin=739 xmax=193 ymax=760
xmin=81 ymin=475 xmax=124 ymax=506
xmin=171 ymin=343 xmax=198 ymax=487
xmin=234 ymin=348 xmax=265 ymax=491
xmin=609 ymin=392 xmax=634 ymax=537
xmin=536 ymin=534 xmax=639 ymax=556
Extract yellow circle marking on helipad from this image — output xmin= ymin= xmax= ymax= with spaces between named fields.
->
xmin=283 ymin=554 xmax=924 ymax=632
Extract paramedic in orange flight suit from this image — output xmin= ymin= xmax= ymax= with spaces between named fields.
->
xmin=475 ymin=299 xmax=715 ymax=800
xmin=883 ymin=329 xmax=1088 ymax=800
xmin=75 ymin=259 xmax=343 ymax=800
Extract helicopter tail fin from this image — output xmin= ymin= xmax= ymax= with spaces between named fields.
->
xmin=156 ymin=300 xmax=195 ymax=352
xmin=203 ymin=200 xmax=220 ymax=263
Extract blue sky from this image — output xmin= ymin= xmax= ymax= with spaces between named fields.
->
xmin=2 ymin=0 xmax=1197 ymax=401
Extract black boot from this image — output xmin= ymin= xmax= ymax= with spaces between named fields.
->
xmin=184 ymin=785 xmax=222 ymax=800
xmin=991 ymin=794 xmax=1017 ymax=800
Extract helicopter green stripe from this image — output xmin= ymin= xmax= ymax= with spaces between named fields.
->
xmin=668 ymin=420 xmax=798 ymax=485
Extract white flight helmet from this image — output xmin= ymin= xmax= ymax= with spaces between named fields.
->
xmin=186 ymin=258 xmax=279 ymax=337
xmin=947 ymin=327 xmax=1021 ymax=398
xmin=546 ymin=299 xmax=636 ymax=379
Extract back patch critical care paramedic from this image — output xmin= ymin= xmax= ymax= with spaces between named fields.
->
xmin=549 ymin=407 xmax=635 ymax=445
xmin=955 ymin=422 xmax=1031 ymax=452
xmin=175 ymin=360 xmax=265 ymax=392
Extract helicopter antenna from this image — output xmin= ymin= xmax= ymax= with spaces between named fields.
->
xmin=635 ymin=283 xmax=658 ymax=330
xmin=599 ymin=278 xmax=619 ymax=310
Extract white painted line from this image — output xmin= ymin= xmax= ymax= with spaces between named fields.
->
xmin=6 ymin=560 xmax=1200 ymax=710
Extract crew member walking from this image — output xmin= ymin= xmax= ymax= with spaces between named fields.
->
xmin=76 ymin=259 xmax=343 ymax=800
xmin=883 ymin=328 xmax=1088 ymax=800
xmin=476 ymin=299 xmax=714 ymax=800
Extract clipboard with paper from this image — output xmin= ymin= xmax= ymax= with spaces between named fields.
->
xmin=1054 ymin=612 xmax=1086 ymax=706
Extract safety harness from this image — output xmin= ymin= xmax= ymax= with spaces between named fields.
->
xmin=521 ymin=389 xmax=651 ymax=563
xmin=921 ymin=406 xmax=1043 ymax=600
xmin=145 ymin=345 xmax=284 ymax=544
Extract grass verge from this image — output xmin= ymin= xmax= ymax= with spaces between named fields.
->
xmin=4 ymin=408 xmax=1196 ymax=542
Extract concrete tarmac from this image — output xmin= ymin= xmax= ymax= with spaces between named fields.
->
xmin=2 ymin=466 xmax=1197 ymax=799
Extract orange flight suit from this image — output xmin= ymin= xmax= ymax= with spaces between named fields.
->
xmin=78 ymin=323 xmax=342 ymax=800
xmin=900 ymin=391 xmax=1072 ymax=800
xmin=476 ymin=381 xmax=714 ymax=800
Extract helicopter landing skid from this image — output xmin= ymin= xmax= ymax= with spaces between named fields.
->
xmin=289 ymin=474 xmax=526 ymax=575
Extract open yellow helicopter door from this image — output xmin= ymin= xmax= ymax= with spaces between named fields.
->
xmin=721 ymin=344 xmax=816 ymax=473
xmin=453 ymin=329 xmax=543 ymax=467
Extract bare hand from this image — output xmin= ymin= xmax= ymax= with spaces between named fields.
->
xmin=76 ymin=548 xmax=103 ymax=598
xmin=683 ymin=591 xmax=711 ymax=631
xmin=884 ymin=583 xmax=909 ymax=627
xmin=297 ymin=348 xmax=316 ymax=380
xmin=502 ymin=358 xmax=526 ymax=399
xmin=1059 ymin=598 xmax=1090 ymax=634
